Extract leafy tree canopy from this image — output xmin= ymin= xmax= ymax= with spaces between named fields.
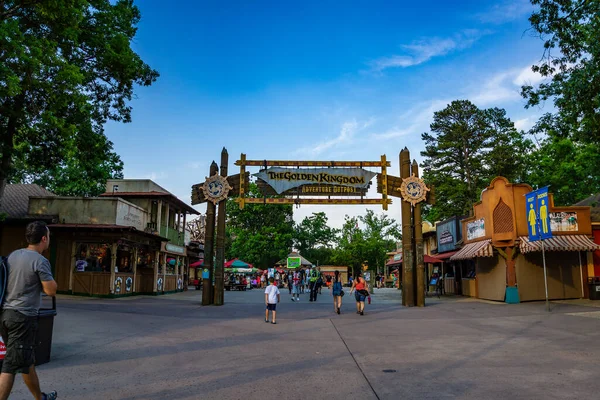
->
xmin=421 ymin=100 xmax=532 ymax=221
xmin=293 ymin=212 xmax=338 ymax=265
xmin=0 ymin=0 xmax=158 ymax=199
xmin=225 ymin=183 xmax=294 ymax=268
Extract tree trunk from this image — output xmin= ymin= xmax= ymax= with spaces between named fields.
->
xmin=0 ymin=116 xmax=16 ymax=211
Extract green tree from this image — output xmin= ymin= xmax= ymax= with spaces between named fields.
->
xmin=0 ymin=1 xmax=158 ymax=200
xmin=522 ymin=0 xmax=600 ymax=144
xmin=421 ymin=100 xmax=532 ymax=221
xmin=520 ymin=0 xmax=600 ymax=204
xmin=225 ymin=183 xmax=294 ymax=268
xmin=527 ymin=113 xmax=600 ymax=205
xmin=330 ymin=211 xmax=400 ymax=276
xmin=293 ymin=212 xmax=338 ymax=265
xmin=360 ymin=210 xmax=401 ymax=276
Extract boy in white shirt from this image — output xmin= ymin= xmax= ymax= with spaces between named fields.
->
xmin=264 ymin=277 xmax=280 ymax=324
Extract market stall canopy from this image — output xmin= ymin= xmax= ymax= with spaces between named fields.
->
xmin=385 ymin=254 xmax=443 ymax=266
xmin=450 ymin=240 xmax=493 ymax=261
xmin=434 ymin=251 xmax=459 ymax=261
xmin=225 ymin=259 xmax=253 ymax=268
xmin=189 ymin=260 xmax=204 ymax=268
xmin=519 ymin=235 xmax=600 ymax=254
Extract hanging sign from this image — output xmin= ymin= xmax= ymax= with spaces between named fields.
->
xmin=399 ymin=175 xmax=429 ymax=206
xmin=202 ymin=174 xmax=232 ymax=205
xmin=526 ymin=187 xmax=553 ymax=242
xmin=254 ymin=167 xmax=376 ymax=195
xmin=125 ymin=277 xmax=133 ymax=293
xmin=287 ymin=257 xmax=301 ymax=269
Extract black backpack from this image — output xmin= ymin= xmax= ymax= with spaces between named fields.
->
xmin=0 ymin=256 xmax=7 ymax=305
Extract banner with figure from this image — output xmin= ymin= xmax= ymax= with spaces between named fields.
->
xmin=525 ymin=187 xmax=553 ymax=242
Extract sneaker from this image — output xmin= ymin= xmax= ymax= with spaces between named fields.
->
xmin=43 ymin=392 xmax=58 ymax=400
xmin=296 ymin=297 xmax=300 ymax=301
xmin=337 ymin=308 xmax=340 ymax=315
xmin=291 ymin=298 xmax=295 ymax=302
xmin=360 ymin=311 xmax=364 ymax=316
xmin=265 ymin=319 xmax=269 ymax=323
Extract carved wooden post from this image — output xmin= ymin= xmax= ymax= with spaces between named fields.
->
xmin=413 ymin=160 xmax=425 ymax=307
xmin=400 ymin=148 xmax=414 ymax=306
xmin=202 ymin=161 xmax=218 ymax=305
xmin=214 ymin=148 xmax=228 ymax=306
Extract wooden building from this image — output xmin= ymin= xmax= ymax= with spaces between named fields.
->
xmin=450 ymin=177 xmax=600 ymax=303
xmin=27 ymin=179 xmax=199 ymax=297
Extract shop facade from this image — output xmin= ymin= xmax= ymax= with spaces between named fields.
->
xmin=450 ymin=177 xmax=600 ymax=302
xmin=27 ymin=179 xmax=198 ymax=297
xmin=434 ymin=216 xmax=466 ymax=295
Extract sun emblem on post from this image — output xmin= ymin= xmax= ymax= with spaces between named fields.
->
xmin=202 ymin=175 xmax=232 ymax=205
xmin=399 ymin=174 xmax=429 ymax=206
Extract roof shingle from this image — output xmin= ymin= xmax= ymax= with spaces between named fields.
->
xmin=0 ymin=184 xmax=56 ymax=218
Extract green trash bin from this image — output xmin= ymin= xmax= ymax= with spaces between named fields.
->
xmin=35 ymin=296 xmax=56 ymax=366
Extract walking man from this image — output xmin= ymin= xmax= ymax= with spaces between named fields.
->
xmin=309 ymin=267 xmax=321 ymax=302
xmin=0 ymin=221 xmax=58 ymax=400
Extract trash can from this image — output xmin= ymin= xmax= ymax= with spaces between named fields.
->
xmin=35 ymin=296 xmax=56 ymax=366
xmin=588 ymin=278 xmax=600 ymax=301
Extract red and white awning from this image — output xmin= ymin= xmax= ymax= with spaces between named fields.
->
xmin=450 ymin=239 xmax=493 ymax=261
xmin=519 ymin=235 xmax=600 ymax=254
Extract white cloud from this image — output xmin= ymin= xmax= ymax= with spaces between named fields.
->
xmin=300 ymin=118 xmax=374 ymax=156
xmin=514 ymin=116 xmax=537 ymax=131
xmin=369 ymin=30 xmax=488 ymax=72
xmin=477 ymin=0 xmax=533 ymax=24
xmin=513 ymin=65 xmax=546 ymax=86
xmin=471 ymin=70 xmax=521 ymax=105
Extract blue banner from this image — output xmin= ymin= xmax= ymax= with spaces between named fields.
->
xmin=536 ymin=187 xmax=553 ymax=240
xmin=526 ymin=187 xmax=553 ymax=242
xmin=526 ymin=191 xmax=539 ymax=241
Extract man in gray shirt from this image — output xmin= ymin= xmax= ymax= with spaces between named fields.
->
xmin=0 ymin=221 xmax=58 ymax=400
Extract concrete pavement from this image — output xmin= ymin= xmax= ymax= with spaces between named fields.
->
xmin=8 ymin=287 xmax=600 ymax=399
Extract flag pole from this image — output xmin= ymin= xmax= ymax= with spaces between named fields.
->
xmin=541 ymin=239 xmax=549 ymax=312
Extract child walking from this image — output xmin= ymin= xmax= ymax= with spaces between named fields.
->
xmin=264 ymin=277 xmax=280 ymax=324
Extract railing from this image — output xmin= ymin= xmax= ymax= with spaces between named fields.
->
xmin=159 ymin=226 xmax=185 ymax=246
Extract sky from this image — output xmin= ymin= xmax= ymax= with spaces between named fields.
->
xmin=105 ymin=0 xmax=550 ymax=229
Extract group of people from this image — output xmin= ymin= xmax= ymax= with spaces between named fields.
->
xmin=264 ymin=269 xmax=372 ymax=323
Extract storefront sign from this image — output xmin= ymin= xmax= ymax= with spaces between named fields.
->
xmin=76 ymin=260 xmax=87 ymax=272
xmin=526 ymin=187 xmax=553 ymax=241
xmin=467 ymin=219 xmax=485 ymax=241
xmin=550 ymin=212 xmax=578 ymax=232
xmin=177 ymin=278 xmax=183 ymax=290
xmin=438 ymin=218 xmax=460 ymax=252
xmin=115 ymin=203 xmax=145 ymax=230
xmin=254 ymin=167 xmax=376 ymax=194
xmin=287 ymin=257 xmax=301 ymax=269
xmin=157 ymin=277 xmax=164 ymax=291
xmin=393 ymin=253 xmax=402 ymax=261
xmin=439 ymin=230 xmax=453 ymax=245
xmin=164 ymin=243 xmax=186 ymax=255
xmin=202 ymin=268 xmax=210 ymax=279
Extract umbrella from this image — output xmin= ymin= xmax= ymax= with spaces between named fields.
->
xmin=189 ymin=260 xmax=204 ymax=268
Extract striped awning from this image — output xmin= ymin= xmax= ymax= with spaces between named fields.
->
xmin=519 ymin=235 xmax=600 ymax=254
xmin=450 ymin=239 xmax=493 ymax=261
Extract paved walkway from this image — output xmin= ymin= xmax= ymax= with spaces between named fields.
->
xmin=9 ymin=288 xmax=600 ymax=399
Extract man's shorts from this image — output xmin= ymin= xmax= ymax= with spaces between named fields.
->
xmin=0 ymin=309 xmax=38 ymax=374
xmin=266 ymin=304 xmax=277 ymax=311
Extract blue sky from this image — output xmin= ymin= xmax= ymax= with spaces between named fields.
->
xmin=105 ymin=0 xmax=549 ymax=228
